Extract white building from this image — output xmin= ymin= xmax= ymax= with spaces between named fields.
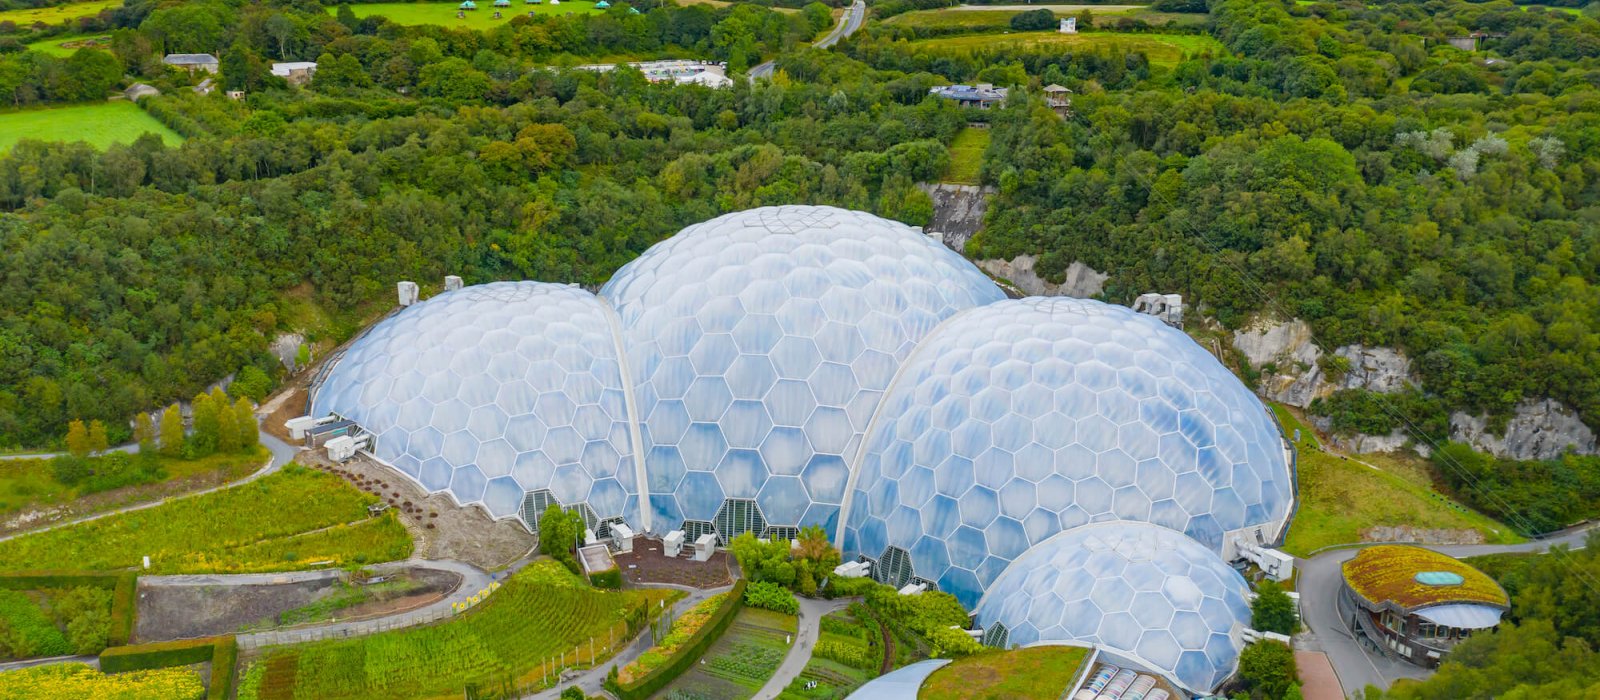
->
xmin=271 ymin=61 xmax=319 ymax=87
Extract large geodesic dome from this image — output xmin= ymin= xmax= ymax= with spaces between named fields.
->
xmin=601 ymin=206 xmax=1004 ymax=539
xmin=311 ymin=282 xmax=642 ymax=527
xmin=841 ymin=297 xmax=1292 ymax=607
xmin=971 ymin=522 xmax=1253 ymax=694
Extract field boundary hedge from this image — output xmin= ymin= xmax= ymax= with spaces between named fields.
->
xmin=610 ymin=580 xmax=746 ymax=700
xmin=0 ymin=570 xmax=137 ymax=646
xmin=99 ymin=635 xmax=238 ymax=698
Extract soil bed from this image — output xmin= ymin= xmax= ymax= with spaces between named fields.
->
xmin=614 ymin=539 xmax=733 ymax=589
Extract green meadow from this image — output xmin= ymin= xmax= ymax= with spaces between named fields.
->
xmin=0 ymin=102 xmax=182 ymax=153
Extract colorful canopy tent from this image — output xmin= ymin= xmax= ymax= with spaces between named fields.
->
xmin=458 ymin=0 xmax=476 ymax=8
xmin=628 ymin=6 xmax=639 ymax=12
xmin=594 ymin=0 xmax=610 ymax=6
xmin=494 ymin=0 xmax=510 ymax=6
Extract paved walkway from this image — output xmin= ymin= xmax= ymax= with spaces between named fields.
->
xmin=526 ymin=583 xmax=735 ymax=699
xmin=0 ymin=655 xmax=99 ymax=673
xmin=1296 ymin=523 xmax=1598 ymax=694
xmin=752 ymin=596 xmax=853 ymax=700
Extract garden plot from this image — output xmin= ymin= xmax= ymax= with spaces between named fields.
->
xmin=659 ymin=607 xmax=797 ymax=700
xmin=778 ymin=608 xmax=883 ymax=700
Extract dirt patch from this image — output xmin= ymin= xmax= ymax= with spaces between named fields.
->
xmin=306 ymin=452 xmax=533 ymax=570
xmin=136 ymin=568 xmax=461 ymax=642
xmin=614 ymin=539 xmax=733 ymax=589
xmin=137 ymin=575 xmax=344 ymax=642
xmin=260 ymin=386 xmax=307 ymax=446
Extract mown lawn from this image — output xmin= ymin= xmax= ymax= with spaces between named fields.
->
xmin=0 ymin=102 xmax=182 ymax=153
xmin=0 ymin=464 xmax=413 ymax=574
xmin=920 ymin=644 xmax=1089 ymax=700
xmin=944 ymin=127 xmax=989 ymax=185
xmin=328 ymin=0 xmax=602 ymax=29
xmin=234 ymin=561 xmax=679 ymax=699
xmin=24 ymin=33 xmax=110 ymax=56
xmin=0 ymin=0 xmax=119 ymax=27
xmin=909 ymin=30 xmax=1225 ymax=66
xmin=1275 ymin=404 xmax=1522 ymax=556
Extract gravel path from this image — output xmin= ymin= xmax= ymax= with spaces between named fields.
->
xmin=752 ymin=597 xmax=853 ymax=700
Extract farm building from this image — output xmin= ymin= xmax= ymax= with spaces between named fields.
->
xmin=163 ymin=53 xmax=218 ymax=73
xmin=930 ymin=83 xmax=1008 ymax=109
xmin=270 ymin=62 xmax=319 ymax=86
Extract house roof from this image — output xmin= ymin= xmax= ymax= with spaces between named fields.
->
xmin=1341 ymin=545 xmax=1508 ymax=612
xmin=930 ymin=84 xmax=1008 ymax=102
xmin=1043 ymin=84 xmax=1071 ymax=93
xmin=270 ymin=61 xmax=318 ymax=76
xmin=164 ymin=53 xmax=218 ymax=65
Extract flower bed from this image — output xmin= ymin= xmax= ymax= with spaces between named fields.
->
xmin=610 ymin=580 xmax=747 ymax=700
xmin=0 ymin=663 xmax=204 ymax=699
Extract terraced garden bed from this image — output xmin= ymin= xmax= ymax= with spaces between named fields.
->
xmin=657 ymin=607 xmax=797 ymax=700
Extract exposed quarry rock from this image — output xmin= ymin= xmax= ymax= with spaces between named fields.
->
xmin=1310 ymin=416 xmax=1415 ymax=454
xmin=271 ymin=333 xmax=305 ymax=371
xmin=1361 ymin=526 xmax=1486 ymax=546
xmin=1451 ymin=399 xmax=1599 ymax=461
xmin=1231 ymin=318 xmax=1417 ymax=411
xmin=1333 ymin=346 xmax=1414 ymax=394
xmin=976 ymin=256 xmax=1108 ymax=298
xmin=918 ymin=183 xmax=993 ymax=252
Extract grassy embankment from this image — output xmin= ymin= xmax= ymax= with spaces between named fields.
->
xmin=0 ymin=464 xmax=413 ymax=575
xmin=944 ymin=126 xmax=990 ymax=186
xmin=1275 ymin=404 xmax=1522 ymax=556
xmin=0 ymin=102 xmax=182 ymax=153
xmin=908 ymin=30 xmax=1225 ymax=66
xmin=234 ymin=560 xmax=679 ymax=699
xmin=327 ymin=0 xmax=601 ymax=29
xmin=0 ymin=447 xmax=268 ymax=527
xmin=0 ymin=0 xmax=119 ymax=26
xmin=920 ymin=644 xmax=1090 ymax=699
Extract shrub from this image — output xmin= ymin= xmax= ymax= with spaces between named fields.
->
xmin=589 ymin=568 xmax=622 ymax=590
xmin=1252 ymin=580 xmax=1299 ymax=635
xmin=822 ymin=575 xmax=877 ymax=599
xmin=744 ymin=581 xmax=799 ymax=615
xmin=814 ymin=638 xmax=874 ymax=670
xmin=0 ymin=589 xmax=71 ymax=659
xmin=1237 ymin=640 xmax=1298 ymax=700
xmin=208 ymin=637 xmax=238 ymax=700
xmin=1010 ymin=8 xmax=1056 ymax=31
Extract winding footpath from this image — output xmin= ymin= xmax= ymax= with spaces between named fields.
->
xmin=752 ymin=596 xmax=853 ymax=700
xmin=1296 ymin=523 xmax=1598 ymax=694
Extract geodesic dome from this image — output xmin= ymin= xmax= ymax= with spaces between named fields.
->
xmin=601 ymin=206 xmax=1004 ymax=539
xmin=971 ymin=522 xmax=1252 ymax=694
xmin=840 ymin=297 xmax=1292 ymax=607
xmin=311 ymin=282 xmax=641 ymax=527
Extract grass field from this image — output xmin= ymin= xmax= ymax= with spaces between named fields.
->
xmin=1274 ymin=405 xmax=1523 ymax=556
xmin=234 ymin=561 xmax=678 ymax=699
xmin=921 ymin=645 xmax=1090 ymax=700
xmin=329 ymin=0 xmax=602 ymax=29
xmin=944 ymin=126 xmax=989 ymax=185
xmin=0 ymin=464 xmax=413 ymax=574
xmin=0 ymin=447 xmax=266 ymax=526
xmin=778 ymin=609 xmax=881 ymax=700
xmin=0 ymin=663 xmax=204 ymax=699
xmin=24 ymin=33 xmax=110 ymax=56
xmin=659 ymin=607 xmax=797 ymax=700
xmin=0 ymin=0 xmax=119 ymax=27
xmin=885 ymin=6 xmax=1205 ymax=31
xmin=0 ymin=102 xmax=182 ymax=153
xmin=908 ymin=30 xmax=1225 ymax=66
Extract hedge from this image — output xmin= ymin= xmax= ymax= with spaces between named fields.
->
xmin=99 ymin=637 xmax=223 ymax=674
xmin=609 ymin=580 xmax=746 ymax=700
xmin=0 ymin=571 xmax=138 ymax=646
xmin=589 ymin=568 xmax=622 ymax=590
xmin=208 ymin=637 xmax=238 ymax=700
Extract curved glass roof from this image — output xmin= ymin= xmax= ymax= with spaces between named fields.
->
xmin=312 ymin=282 xmax=641 ymax=524
xmin=601 ymin=206 xmax=1003 ymax=535
xmin=972 ymin=522 xmax=1252 ymax=694
xmin=842 ymin=297 xmax=1292 ymax=607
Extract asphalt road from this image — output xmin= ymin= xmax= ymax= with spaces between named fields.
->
xmin=750 ymin=0 xmax=865 ymax=81
xmin=1296 ymin=524 xmax=1598 ymax=695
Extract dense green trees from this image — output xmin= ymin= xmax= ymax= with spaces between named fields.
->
xmin=1251 ymin=580 xmax=1298 ymax=636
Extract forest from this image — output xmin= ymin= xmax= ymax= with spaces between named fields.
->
xmin=0 ymin=0 xmax=1597 ymax=484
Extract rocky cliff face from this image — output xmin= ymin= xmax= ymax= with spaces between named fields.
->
xmin=1232 ymin=317 xmax=1598 ymax=459
xmin=918 ymin=183 xmax=992 ymax=252
xmin=1231 ymin=318 xmax=1419 ymax=408
xmin=1451 ymin=399 xmax=1599 ymax=461
xmin=975 ymin=256 xmax=1108 ymax=298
